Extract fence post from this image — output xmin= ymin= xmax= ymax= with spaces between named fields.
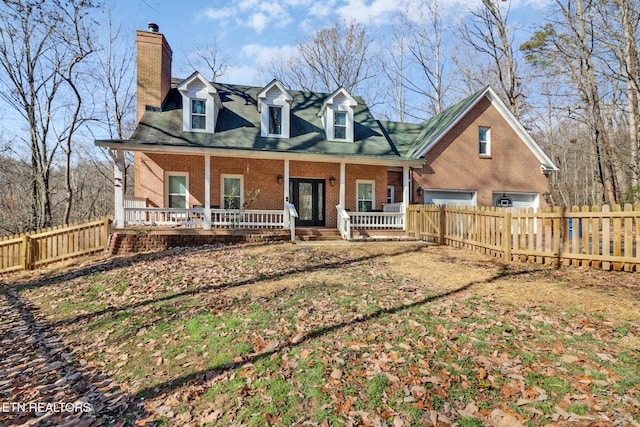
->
xmin=21 ymin=234 xmax=31 ymax=270
xmin=503 ymin=211 xmax=512 ymax=263
xmin=438 ymin=205 xmax=445 ymax=245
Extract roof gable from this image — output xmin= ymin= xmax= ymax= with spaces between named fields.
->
xmin=318 ymin=87 xmax=357 ymax=117
xmin=257 ymin=79 xmax=293 ymax=112
xmin=177 ymin=71 xmax=223 ymax=109
xmin=407 ymin=86 xmax=558 ymax=171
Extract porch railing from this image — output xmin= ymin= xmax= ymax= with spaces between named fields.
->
xmin=349 ymin=211 xmax=405 ymax=229
xmin=124 ymin=207 xmax=285 ymax=229
xmin=336 ymin=205 xmax=351 ymax=240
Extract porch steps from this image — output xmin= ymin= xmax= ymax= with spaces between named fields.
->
xmin=294 ymin=228 xmax=416 ymax=242
xmin=295 ymin=228 xmax=342 ymax=241
xmin=350 ymin=229 xmax=416 ymax=242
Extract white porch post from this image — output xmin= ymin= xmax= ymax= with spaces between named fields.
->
xmin=339 ymin=161 xmax=346 ymax=207
xmin=283 ymin=159 xmax=290 ymax=228
xmin=204 ymin=154 xmax=211 ymax=229
xmin=112 ymin=149 xmax=125 ymax=228
xmin=402 ymin=165 xmax=410 ymax=230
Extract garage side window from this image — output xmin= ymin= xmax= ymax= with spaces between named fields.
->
xmin=479 ymin=127 xmax=490 ymax=156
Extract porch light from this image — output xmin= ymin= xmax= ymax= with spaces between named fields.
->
xmin=328 ymin=176 xmax=336 ymax=187
xmin=417 ymin=187 xmax=424 ymax=196
xmin=277 ymin=174 xmax=283 ymax=185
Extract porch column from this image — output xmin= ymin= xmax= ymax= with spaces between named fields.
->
xmin=204 ymin=154 xmax=211 ymax=229
xmin=111 ymin=149 xmax=125 ymax=228
xmin=339 ymin=161 xmax=346 ymax=207
xmin=402 ymin=165 xmax=410 ymax=231
xmin=283 ymin=159 xmax=290 ymax=227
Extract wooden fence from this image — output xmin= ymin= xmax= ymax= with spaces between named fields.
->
xmin=406 ymin=205 xmax=640 ymax=272
xmin=0 ymin=217 xmax=112 ymax=273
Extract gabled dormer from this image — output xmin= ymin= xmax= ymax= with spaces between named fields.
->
xmin=257 ymin=79 xmax=293 ymax=139
xmin=318 ymin=87 xmax=357 ymax=143
xmin=177 ymin=72 xmax=223 ymax=133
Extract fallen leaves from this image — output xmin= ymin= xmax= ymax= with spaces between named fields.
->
xmin=3 ymin=243 xmax=639 ymax=426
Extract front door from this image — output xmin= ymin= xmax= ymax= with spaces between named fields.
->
xmin=289 ymin=179 xmax=325 ymax=226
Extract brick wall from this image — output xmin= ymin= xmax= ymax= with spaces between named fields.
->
xmin=109 ymin=229 xmax=288 ymax=255
xmin=387 ymin=171 xmax=403 ymax=203
xmin=414 ymin=98 xmax=551 ymax=207
xmin=135 ymin=155 xmax=388 ymax=228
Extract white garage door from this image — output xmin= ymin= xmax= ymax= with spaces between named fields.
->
xmin=493 ymin=192 xmax=539 ymax=209
xmin=423 ymin=190 xmax=476 ymax=207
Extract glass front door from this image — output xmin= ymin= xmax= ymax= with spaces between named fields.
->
xmin=289 ymin=179 xmax=325 ymax=226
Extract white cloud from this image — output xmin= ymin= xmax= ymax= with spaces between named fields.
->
xmin=337 ymin=0 xmax=404 ymax=25
xmin=249 ymin=13 xmax=269 ymax=32
xmin=242 ymin=43 xmax=297 ymax=65
xmin=202 ymin=6 xmax=237 ymax=20
xmin=222 ymin=64 xmax=261 ymax=85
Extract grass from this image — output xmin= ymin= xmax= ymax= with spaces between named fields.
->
xmin=7 ymin=243 xmax=640 ymax=426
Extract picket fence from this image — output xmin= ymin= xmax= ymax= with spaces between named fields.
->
xmin=0 ymin=217 xmax=112 ymax=273
xmin=406 ymin=204 xmax=640 ymax=272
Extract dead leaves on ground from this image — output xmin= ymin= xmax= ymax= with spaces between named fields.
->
xmin=4 ymin=243 xmax=640 ymax=426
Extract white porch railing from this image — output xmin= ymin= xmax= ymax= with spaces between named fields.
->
xmin=124 ymin=207 xmax=285 ymax=228
xmin=285 ymin=203 xmax=298 ymax=241
xmin=382 ymin=202 xmax=404 ymax=213
xmin=349 ymin=211 xmax=405 ymax=229
xmin=336 ymin=205 xmax=351 ymax=240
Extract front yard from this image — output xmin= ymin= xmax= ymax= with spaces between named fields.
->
xmin=1 ymin=242 xmax=639 ymax=426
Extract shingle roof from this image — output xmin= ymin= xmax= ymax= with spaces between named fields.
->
xmin=97 ymin=80 xmax=556 ymax=171
xmin=128 ymin=81 xmax=406 ymax=161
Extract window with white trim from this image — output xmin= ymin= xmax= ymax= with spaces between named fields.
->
xmin=479 ymin=127 xmax=490 ymax=156
xmin=191 ymin=99 xmax=206 ymax=130
xmin=222 ymin=175 xmax=243 ymax=210
xmin=268 ymin=106 xmax=282 ymax=135
xmin=334 ymin=111 xmax=347 ymax=140
xmin=387 ymin=185 xmax=395 ymax=204
xmin=357 ymin=180 xmax=375 ymax=212
xmin=167 ymin=173 xmax=188 ymax=208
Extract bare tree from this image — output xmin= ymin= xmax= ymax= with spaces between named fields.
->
xmin=405 ymin=0 xmax=452 ymax=116
xmin=269 ymin=21 xmax=378 ymax=99
xmin=521 ymin=0 xmax=620 ymax=204
xmin=0 ymin=0 xmax=100 ymax=229
xmin=458 ymin=0 xmax=526 ymax=118
xmin=185 ymin=40 xmax=230 ymax=83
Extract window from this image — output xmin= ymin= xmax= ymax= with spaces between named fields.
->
xmin=268 ymin=106 xmax=282 ymax=135
xmin=167 ymin=174 xmax=188 ymax=208
xmin=222 ymin=175 xmax=243 ymax=210
xmin=357 ymin=180 xmax=374 ymax=212
xmin=479 ymin=127 xmax=490 ymax=156
xmin=334 ymin=111 xmax=347 ymax=140
xmin=192 ymin=99 xmax=206 ymax=130
xmin=387 ymin=185 xmax=395 ymax=204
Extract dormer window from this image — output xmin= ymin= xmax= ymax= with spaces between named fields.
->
xmin=319 ymin=87 xmax=357 ymax=143
xmin=268 ymin=106 xmax=283 ymax=135
xmin=334 ymin=111 xmax=347 ymax=140
xmin=258 ymin=79 xmax=292 ymax=139
xmin=191 ymin=99 xmax=206 ymax=130
xmin=177 ymin=72 xmax=222 ymax=133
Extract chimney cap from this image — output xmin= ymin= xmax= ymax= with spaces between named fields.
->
xmin=148 ymin=22 xmax=159 ymax=33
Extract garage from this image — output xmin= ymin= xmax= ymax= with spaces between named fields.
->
xmin=492 ymin=192 xmax=539 ymax=209
xmin=423 ymin=190 xmax=477 ymax=207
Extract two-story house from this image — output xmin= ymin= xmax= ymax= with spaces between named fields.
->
xmin=96 ymin=25 xmax=557 ymax=240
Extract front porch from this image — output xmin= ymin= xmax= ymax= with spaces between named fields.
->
xmin=119 ymin=200 xmax=407 ymax=241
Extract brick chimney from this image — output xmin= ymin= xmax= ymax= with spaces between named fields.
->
xmin=136 ymin=23 xmax=172 ymax=124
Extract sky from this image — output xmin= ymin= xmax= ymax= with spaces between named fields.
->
xmin=109 ymin=0 xmax=552 ymax=88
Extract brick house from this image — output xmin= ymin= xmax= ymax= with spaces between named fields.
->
xmin=95 ymin=25 xmax=557 ymax=239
